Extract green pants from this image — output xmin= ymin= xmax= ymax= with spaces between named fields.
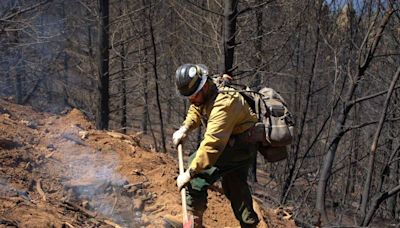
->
xmin=186 ymin=137 xmax=259 ymax=227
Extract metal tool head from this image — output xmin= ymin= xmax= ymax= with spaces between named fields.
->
xmin=183 ymin=214 xmax=194 ymax=228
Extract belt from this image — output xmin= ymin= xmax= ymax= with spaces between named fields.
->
xmin=233 ymin=122 xmax=268 ymax=145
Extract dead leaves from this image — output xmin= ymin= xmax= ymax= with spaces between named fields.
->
xmin=273 ymin=207 xmax=293 ymax=221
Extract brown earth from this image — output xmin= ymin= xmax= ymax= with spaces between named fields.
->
xmin=0 ymin=99 xmax=297 ymax=228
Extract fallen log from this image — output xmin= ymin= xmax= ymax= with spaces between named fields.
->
xmin=123 ymin=181 xmax=144 ymax=189
xmin=62 ymin=200 xmax=97 ymax=218
xmin=36 ymin=179 xmax=46 ymax=201
xmin=104 ymin=219 xmax=123 ymax=228
xmin=45 ymin=151 xmax=55 ymax=159
xmin=0 ymin=218 xmax=18 ymax=226
xmin=61 ymin=133 xmax=86 ymax=146
xmin=148 ymin=204 xmax=165 ymax=214
xmin=64 ymin=222 xmax=75 ymax=228
xmin=62 ymin=201 xmax=125 ymax=228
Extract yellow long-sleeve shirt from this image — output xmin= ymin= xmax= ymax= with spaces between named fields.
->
xmin=183 ymin=86 xmax=257 ymax=173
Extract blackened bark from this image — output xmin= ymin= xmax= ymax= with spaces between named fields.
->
xmin=223 ymin=0 xmax=238 ymax=75
xmin=14 ymin=65 xmax=22 ymax=104
xmin=141 ymin=61 xmax=149 ymax=134
xmin=360 ymin=66 xmax=400 ymax=223
xmin=12 ymin=32 xmax=23 ymax=104
xmin=251 ymin=0 xmax=263 ymax=90
xmin=148 ymin=2 xmax=167 ymax=152
xmin=283 ymin=1 xmax=322 ymax=203
xmin=63 ymin=51 xmax=69 ymax=106
xmin=119 ymin=43 xmax=127 ymax=133
xmin=119 ymin=0 xmax=127 ymax=133
xmin=96 ymin=0 xmax=110 ymax=130
xmin=362 ymin=184 xmax=400 ymax=226
xmin=316 ymin=8 xmax=394 ymax=223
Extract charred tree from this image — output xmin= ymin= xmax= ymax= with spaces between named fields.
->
xmin=96 ymin=0 xmax=110 ymax=130
xmin=251 ymin=0 xmax=264 ymax=90
xmin=140 ymin=56 xmax=149 ymax=135
xmin=362 ymin=184 xmax=400 ymax=226
xmin=13 ymin=57 xmax=22 ymax=104
xmin=146 ymin=0 xmax=166 ymax=152
xmin=360 ymin=66 xmax=400 ymax=223
xmin=316 ymin=8 xmax=394 ymax=223
xmin=118 ymin=1 xmax=127 ymax=134
xmin=222 ymin=0 xmax=238 ymax=75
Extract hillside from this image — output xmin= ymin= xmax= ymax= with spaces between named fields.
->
xmin=0 ymin=99 xmax=296 ymax=228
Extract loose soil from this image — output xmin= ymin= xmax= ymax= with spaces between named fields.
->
xmin=0 ymin=99 xmax=296 ymax=228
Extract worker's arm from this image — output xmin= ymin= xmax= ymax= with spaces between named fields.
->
xmin=172 ymin=104 xmax=203 ymax=147
xmin=189 ymin=93 xmax=241 ymax=173
xmin=182 ymin=104 xmax=202 ymax=131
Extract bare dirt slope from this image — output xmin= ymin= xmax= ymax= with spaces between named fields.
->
xmin=0 ymin=99 xmax=296 ymax=228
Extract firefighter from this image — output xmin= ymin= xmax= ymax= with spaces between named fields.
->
xmin=171 ymin=63 xmax=260 ymax=228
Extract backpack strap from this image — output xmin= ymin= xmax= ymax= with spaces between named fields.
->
xmin=217 ymin=85 xmax=257 ymax=113
xmin=239 ymin=91 xmax=256 ymax=114
xmin=254 ymin=95 xmax=262 ymax=120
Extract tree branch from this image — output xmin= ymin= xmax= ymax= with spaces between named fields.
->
xmin=362 ymin=184 xmax=400 ymax=226
xmin=184 ymin=0 xmax=223 ymax=16
xmin=238 ymin=0 xmax=275 ymax=15
xmin=0 ymin=0 xmax=52 ymax=22
xmin=344 ymin=117 xmax=400 ymax=133
xmin=360 ymin=66 xmax=400 ymax=220
xmin=348 ymin=85 xmax=400 ymax=106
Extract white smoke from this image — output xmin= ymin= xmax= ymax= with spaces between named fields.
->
xmin=55 ymin=132 xmax=146 ymax=227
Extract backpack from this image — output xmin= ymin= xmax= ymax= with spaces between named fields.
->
xmin=250 ymin=87 xmax=295 ymax=162
xmin=254 ymin=87 xmax=294 ymax=147
xmin=214 ymin=77 xmax=295 ymax=162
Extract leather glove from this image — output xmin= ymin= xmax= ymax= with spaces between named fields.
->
xmin=177 ymin=168 xmax=194 ymax=191
xmin=172 ymin=126 xmax=188 ymax=147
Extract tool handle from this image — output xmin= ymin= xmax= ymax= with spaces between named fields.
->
xmin=178 ymin=144 xmax=185 ymax=175
xmin=178 ymin=144 xmax=189 ymax=223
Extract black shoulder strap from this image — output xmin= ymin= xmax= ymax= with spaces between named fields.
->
xmin=239 ymin=91 xmax=256 ymax=113
xmin=217 ymin=84 xmax=257 ymax=114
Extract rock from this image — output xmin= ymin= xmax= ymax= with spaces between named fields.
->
xmin=81 ymin=200 xmax=89 ymax=209
xmin=28 ymin=121 xmax=38 ymax=129
xmin=133 ymin=198 xmax=144 ymax=211
xmin=0 ymin=107 xmax=11 ymax=116
xmin=79 ymin=131 xmax=89 ymax=139
xmin=25 ymin=162 xmax=32 ymax=172
xmin=60 ymin=108 xmax=71 ymax=115
xmin=0 ymin=138 xmax=22 ymax=149
xmin=47 ymin=144 xmax=56 ymax=151
xmin=141 ymin=214 xmax=150 ymax=226
xmin=2 ymin=113 xmax=11 ymax=119
xmin=21 ymin=120 xmax=38 ymax=129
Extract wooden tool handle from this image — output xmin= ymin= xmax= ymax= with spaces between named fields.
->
xmin=178 ymin=144 xmax=189 ymax=224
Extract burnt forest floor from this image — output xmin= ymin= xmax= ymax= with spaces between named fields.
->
xmin=0 ymin=99 xmax=296 ymax=228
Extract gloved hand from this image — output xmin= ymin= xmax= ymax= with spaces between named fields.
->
xmin=177 ymin=168 xmax=193 ymax=191
xmin=172 ymin=126 xmax=188 ymax=147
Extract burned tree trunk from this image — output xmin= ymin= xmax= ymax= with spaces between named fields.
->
xmin=387 ymin=142 xmax=399 ymax=219
xmin=251 ymin=0 xmax=263 ymax=90
xmin=12 ymin=32 xmax=23 ymax=104
xmin=316 ymin=8 xmax=394 ymax=223
xmin=362 ymin=184 xmax=400 ymax=226
xmin=222 ymin=0 xmax=238 ymax=75
xmin=96 ymin=0 xmax=110 ymax=130
xmin=360 ymin=66 xmax=400 ymax=222
xmin=14 ymin=63 xmax=22 ymax=104
xmin=118 ymin=1 xmax=127 ymax=134
xmin=147 ymin=1 xmax=166 ymax=152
